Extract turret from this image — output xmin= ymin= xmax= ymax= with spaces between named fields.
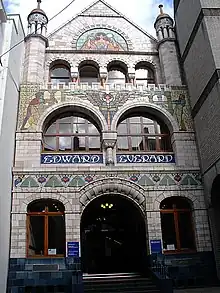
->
xmin=22 ymin=0 xmax=48 ymax=84
xmin=154 ymin=4 xmax=182 ymax=86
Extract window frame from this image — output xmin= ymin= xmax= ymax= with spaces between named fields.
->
xmin=42 ymin=115 xmax=101 ymax=153
xmin=117 ymin=116 xmax=172 ymax=153
xmin=160 ymin=201 xmax=196 ymax=254
xmin=49 ymin=64 xmax=71 ymax=84
xmin=26 ymin=204 xmax=65 ymax=258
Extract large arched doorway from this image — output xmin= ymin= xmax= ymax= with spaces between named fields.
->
xmin=81 ymin=195 xmax=147 ymax=274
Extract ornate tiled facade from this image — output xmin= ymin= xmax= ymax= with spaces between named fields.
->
xmin=7 ymin=1 xmax=217 ymax=292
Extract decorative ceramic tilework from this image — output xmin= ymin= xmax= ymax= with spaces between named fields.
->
xmin=76 ymin=28 xmax=128 ymax=51
xmin=14 ymin=173 xmax=202 ymax=188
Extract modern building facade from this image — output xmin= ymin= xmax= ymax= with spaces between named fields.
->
xmin=0 ymin=2 xmax=25 ymax=293
xmin=174 ymin=0 xmax=220 ymax=279
xmin=7 ymin=0 xmax=217 ymax=292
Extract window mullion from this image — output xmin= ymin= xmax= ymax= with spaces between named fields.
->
xmin=44 ymin=215 xmax=48 ymax=256
xmin=174 ymin=210 xmax=181 ymax=251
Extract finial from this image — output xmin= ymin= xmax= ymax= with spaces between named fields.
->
xmin=159 ymin=4 xmax=164 ymax=15
xmin=37 ymin=0 xmax=42 ymax=9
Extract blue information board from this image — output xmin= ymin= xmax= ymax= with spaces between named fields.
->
xmin=150 ymin=240 xmax=162 ymax=254
xmin=67 ymin=242 xmax=80 ymax=257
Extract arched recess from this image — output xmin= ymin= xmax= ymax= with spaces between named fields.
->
xmin=153 ymin=191 xmax=200 ymax=211
xmin=111 ymin=102 xmax=179 ymax=133
xmin=79 ymin=178 xmax=148 ymax=274
xmin=19 ymin=193 xmax=72 ymax=213
xmin=78 ymin=60 xmax=100 ymax=84
xmin=72 ymin=25 xmax=133 ymax=51
xmin=26 ymin=199 xmax=66 ymax=257
xmin=37 ymin=101 xmax=108 ymax=133
xmin=107 ymin=60 xmax=129 ymax=84
xmin=79 ymin=177 xmax=146 ymax=213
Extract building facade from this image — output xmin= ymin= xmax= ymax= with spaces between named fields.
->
xmin=174 ymin=0 xmax=220 ymax=279
xmin=7 ymin=0 xmax=217 ymax=292
xmin=0 ymin=2 xmax=25 ymax=292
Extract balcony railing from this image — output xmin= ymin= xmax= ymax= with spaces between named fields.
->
xmin=40 ymin=82 xmax=171 ymax=93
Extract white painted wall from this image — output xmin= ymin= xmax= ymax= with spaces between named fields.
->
xmin=0 ymin=13 xmax=24 ymax=293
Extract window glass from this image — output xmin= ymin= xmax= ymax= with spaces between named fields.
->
xmin=160 ymin=197 xmax=195 ymax=252
xmin=131 ymin=137 xmax=144 ymax=151
xmin=161 ymin=213 xmax=177 ymax=250
xmin=89 ymin=137 xmax=100 ymax=150
xmin=44 ymin=137 xmax=56 ymax=151
xmin=48 ymin=216 xmax=65 ymax=255
xmin=28 ymin=216 xmax=45 ymax=256
xmin=59 ymin=123 xmax=71 ymax=134
xmin=46 ymin=124 xmax=56 ymax=134
xmin=178 ymin=212 xmax=195 ymax=250
xmin=43 ymin=115 xmax=100 ymax=152
xmin=51 ymin=67 xmax=70 ymax=78
xmin=117 ymin=137 xmax=129 ymax=151
xmin=59 ymin=137 xmax=71 ymax=151
xmin=117 ymin=115 xmax=171 ymax=152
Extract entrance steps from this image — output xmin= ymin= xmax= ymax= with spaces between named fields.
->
xmin=83 ymin=273 xmax=160 ymax=293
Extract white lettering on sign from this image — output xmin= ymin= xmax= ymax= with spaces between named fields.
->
xmin=116 ymin=154 xmax=175 ymax=164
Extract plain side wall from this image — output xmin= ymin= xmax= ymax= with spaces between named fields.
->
xmin=0 ymin=15 xmax=24 ymax=293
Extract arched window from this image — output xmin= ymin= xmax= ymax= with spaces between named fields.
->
xmin=135 ymin=62 xmax=155 ymax=85
xmin=27 ymin=199 xmax=65 ymax=257
xmin=43 ymin=114 xmax=101 ymax=152
xmin=160 ymin=197 xmax=195 ymax=253
xmin=79 ymin=61 xmax=100 ymax=85
xmin=107 ymin=61 xmax=128 ymax=84
xmin=49 ymin=61 xmax=71 ymax=84
xmin=117 ymin=116 xmax=172 ymax=152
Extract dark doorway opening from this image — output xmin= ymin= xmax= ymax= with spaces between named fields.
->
xmin=81 ymin=195 xmax=147 ymax=274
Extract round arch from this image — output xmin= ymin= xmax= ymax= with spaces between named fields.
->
xmin=37 ymin=101 xmax=108 ymax=133
xmin=72 ymin=25 xmax=133 ymax=51
xmin=77 ymin=59 xmax=100 ymax=70
xmin=211 ymin=175 xmax=220 ymax=206
xmin=111 ymin=102 xmax=179 ymax=133
xmin=153 ymin=191 xmax=200 ymax=211
xmin=79 ymin=177 xmax=146 ymax=214
xmin=46 ymin=55 xmax=74 ymax=68
xmin=19 ymin=193 xmax=72 ymax=213
xmin=79 ymin=178 xmax=148 ymax=274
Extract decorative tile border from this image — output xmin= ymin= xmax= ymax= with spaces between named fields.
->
xmin=14 ymin=172 xmax=202 ymax=188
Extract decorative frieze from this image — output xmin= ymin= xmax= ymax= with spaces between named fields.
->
xmin=13 ymin=172 xmax=202 ymax=189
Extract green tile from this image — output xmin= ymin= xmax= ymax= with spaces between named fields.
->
xmin=20 ymin=176 xmax=39 ymax=188
xmin=45 ymin=176 xmax=63 ymax=187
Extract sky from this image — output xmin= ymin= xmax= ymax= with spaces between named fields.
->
xmin=3 ymin=0 xmax=174 ymax=37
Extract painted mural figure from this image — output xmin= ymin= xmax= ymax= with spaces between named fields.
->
xmin=173 ymin=93 xmax=187 ymax=131
xmin=81 ymin=32 xmax=124 ymax=51
xmin=21 ymin=91 xmax=58 ymax=130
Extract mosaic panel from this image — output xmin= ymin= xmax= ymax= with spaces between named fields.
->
xmin=76 ymin=28 xmax=128 ymax=51
xmin=18 ymin=85 xmax=194 ymax=132
xmin=13 ymin=173 xmax=202 ymax=188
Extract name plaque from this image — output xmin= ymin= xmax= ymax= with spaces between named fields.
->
xmin=116 ymin=154 xmax=175 ymax=164
xmin=41 ymin=154 xmax=103 ymax=164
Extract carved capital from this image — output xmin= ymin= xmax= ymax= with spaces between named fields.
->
xmin=102 ymin=139 xmax=116 ymax=149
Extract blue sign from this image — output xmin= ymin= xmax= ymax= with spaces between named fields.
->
xmin=150 ymin=240 xmax=162 ymax=254
xmin=67 ymin=242 xmax=80 ymax=257
xmin=117 ymin=154 xmax=175 ymax=164
xmin=41 ymin=154 xmax=103 ymax=164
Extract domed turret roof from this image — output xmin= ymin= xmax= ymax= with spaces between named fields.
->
xmin=29 ymin=7 xmax=47 ymax=16
xmin=155 ymin=4 xmax=173 ymax=22
xmin=28 ymin=0 xmax=48 ymax=20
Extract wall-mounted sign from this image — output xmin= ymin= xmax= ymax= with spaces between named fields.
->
xmin=150 ymin=240 xmax=162 ymax=254
xmin=66 ymin=241 xmax=80 ymax=257
xmin=41 ymin=154 xmax=103 ymax=164
xmin=117 ymin=154 xmax=175 ymax=164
